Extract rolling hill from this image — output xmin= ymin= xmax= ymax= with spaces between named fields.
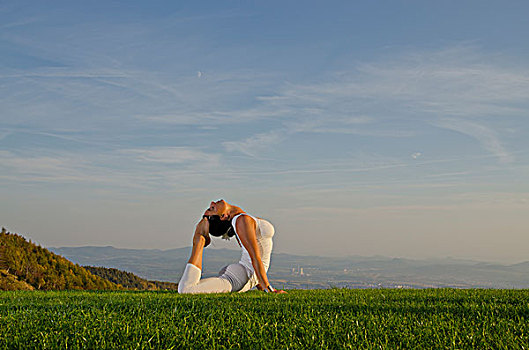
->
xmin=84 ymin=266 xmax=178 ymax=290
xmin=0 ymin=228 xmax=177 ymax=291
xmin=0 ymin=227 xmax=118 ymax=291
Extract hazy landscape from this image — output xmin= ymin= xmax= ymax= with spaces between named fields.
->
xmin=3 ymin=1 xmax=529 ymax=347
xmin=2 ymin=230 xmax=528 ymax=348
xmin=51 ymin=246 xmax=529 ymax=290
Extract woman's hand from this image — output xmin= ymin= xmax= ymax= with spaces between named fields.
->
xmin=257 ymin=284 xmax=287 ymax=294
xmin=272 ymin=289 xmax=287 ymax=294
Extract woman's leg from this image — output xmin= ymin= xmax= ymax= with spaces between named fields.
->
xmin=178 ymin=263 xmax=233 ymax=294
xmin=219 ymin=263 xmax=252 ymax=292
xmin=178 ymin=232 xmax=233 ymax=294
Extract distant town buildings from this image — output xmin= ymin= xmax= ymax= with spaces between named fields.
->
xmin=291 ymin=266 xmax=306 ymax=276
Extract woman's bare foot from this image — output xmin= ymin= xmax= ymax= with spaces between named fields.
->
xmin=194 ymin=218 xmax=211 ymax=247
xmin=193 ymin=231 xmax=210 ymax=247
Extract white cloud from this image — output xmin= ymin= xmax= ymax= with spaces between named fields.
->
xmin=223 ymin=130 xmax=285 ymax=157
xmin=432 ymin=119 xmax=514 ymax=163
xmin=0 ymin=150 xmax=108 ymax=184
xmin=411 ymin=152 xmax=422 ymax=159
xmin=0 ymin=148 xmax=225 ymax=190
xmin=350 ymin=48 xmax=529 ymax=118
xmin=246 ymin=45 xmax=528 ymax=160
xmin=0 ymin=14 xmax=43 ymax=30
xmin=2 ymin=43 xmax=527 ymax=187
xmin=11 ymin=41 xmax=522 ymax=166
xmin=139 ymin=106 xmax=290 ymax=126
xmin=121 ymin=147 xmax=220 ymax=166
xmin=287 ymin=46 xmax=529 ymax=118
xmin=135 ymin=46 xmax=525 ymax=156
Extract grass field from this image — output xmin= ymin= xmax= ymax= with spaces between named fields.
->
xmin=1 ymin=289 xmax=528 ymax=349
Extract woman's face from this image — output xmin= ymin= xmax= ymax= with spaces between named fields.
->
xmin=206 ymin=199 xmax=228 ymax=218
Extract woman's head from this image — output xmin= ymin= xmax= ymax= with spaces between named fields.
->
xmin=203 ymin=214 xmax=234 ymax=239
xmin=206 ymin=199 xmax=230 ymax=219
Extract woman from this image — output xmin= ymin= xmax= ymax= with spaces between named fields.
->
xmin=178 ymin=199 xmax=286 ymax=294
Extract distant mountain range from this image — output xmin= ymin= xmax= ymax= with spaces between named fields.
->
xmin=9 ymin=222 xmax=525 ymax=291
xmin=50 ymin=245 xmax=529 ymax=289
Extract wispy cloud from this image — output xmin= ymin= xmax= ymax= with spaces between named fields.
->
xmin=2 ymin=37 xmax=527 ymax=186
xmin=0 ymin=147 xmax=224 ymax=190
xmin=155 ymin=45 xmax=527 ymax=161
xmin=0 ymin=16 xmax=41 ymax=29
xmin=281 ymin=191 xmax=529 ymax=217
xmin=432 ymin=118 xmax=514 ymax=163
xmin=222 ymin=130 xmax=286 ymax=157
xmin=348 ymin=45 xmax=529 ymax=118
xmin=0 ymin=150 xmax=107 ymax=184
xmin=235 ymin=45 xmax=529 ymax=160
xmin=120 ymin=147 xmax=220 ymax=166
xmin=140 ymin=105 xmax=290 ymax=126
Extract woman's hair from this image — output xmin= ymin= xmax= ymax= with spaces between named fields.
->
xmin=203 ymin=215 xmax=235 ymax=239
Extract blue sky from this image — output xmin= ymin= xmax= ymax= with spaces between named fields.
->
xmin=2 ymin=1 xmax=529 ymax=263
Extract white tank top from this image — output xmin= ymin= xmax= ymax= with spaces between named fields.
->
xmin=231 ymin=213 xmax=274 ymax=274
xmin=231 ymin=213 xmax=259 ymax=236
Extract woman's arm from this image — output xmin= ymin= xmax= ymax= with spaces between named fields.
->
xmin=235 ymin=215 xmax=285 ymax=294
xmin=186 ymin=217 xmax=210 ymax=270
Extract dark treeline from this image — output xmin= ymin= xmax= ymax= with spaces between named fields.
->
xmin=84 ymin=266 xmax=178 ymax=291
xmin=1 ymin=227 xmax=179 ymax=291
xmin=1 ymin=227 xmax=118 ymax=291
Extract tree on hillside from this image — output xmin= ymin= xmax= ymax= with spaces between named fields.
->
xmin=84 ymin=266 xmax=178 ymax=290
xmin=0 ymin=228 xmax=120 ymax=291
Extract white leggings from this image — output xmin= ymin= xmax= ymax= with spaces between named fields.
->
xmin=178 ymin=262 xmax=257 ymax=294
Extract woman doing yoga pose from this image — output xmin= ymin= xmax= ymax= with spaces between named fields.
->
xmin=178 ymin=199 xmax=286 ymax=294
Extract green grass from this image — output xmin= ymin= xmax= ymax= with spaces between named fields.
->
xmin=1 ymin=289 xmax=528 ymax=349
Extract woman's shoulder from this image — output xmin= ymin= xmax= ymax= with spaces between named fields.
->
xmin=232 ymin=212 xmax=252 ymax=221
xmin=231 ymin=213 xmax=259 ymax=226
